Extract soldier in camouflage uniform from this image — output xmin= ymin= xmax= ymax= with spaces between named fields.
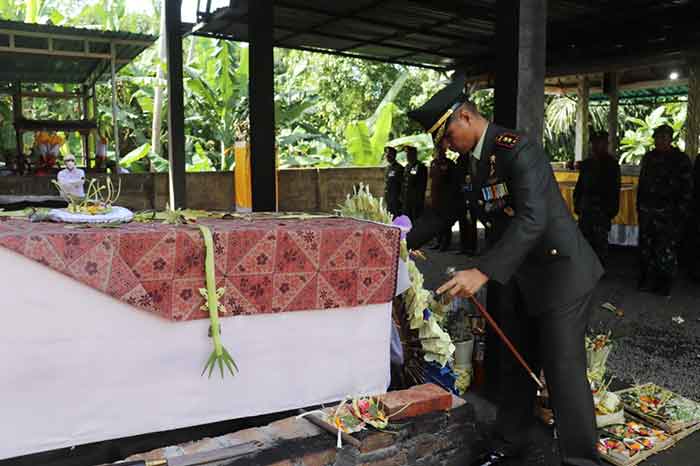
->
xmin=636 ymin=124 xmax=693 ymax=297
xmin=383 ymin=146 xmax=404 ymax=218
xmin=692 ymin=158 xmax=700 ymax=282
xmin=573 ymin=131 xmax=621 ymax=268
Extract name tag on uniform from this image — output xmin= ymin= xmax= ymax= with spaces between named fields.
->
xmin=388 ymin=171 xmax=395 ymax=177
xmin=410 ymin=167 xmax=417 ymax=175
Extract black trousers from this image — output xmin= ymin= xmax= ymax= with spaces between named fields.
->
xmin=491 ymin=281 xmax=600 ymax=466
xmin=458 ymin=216 xmax=477 ymax=252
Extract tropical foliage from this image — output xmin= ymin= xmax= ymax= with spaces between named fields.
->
xmin=0 ymin=0 xmax=691 ymax=170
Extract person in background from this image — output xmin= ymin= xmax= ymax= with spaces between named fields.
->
xmin=636 ymin=124 xmax=693 ymax=297
xmin=429 ymin=147 xmax=456 ymax=250
xmin=691 ymin=157 xmax=700 ymax=282
xmin=401 ymin=146 xmax=427 ymax=222
xmin=383 ymin=146 xmax=403 ymax=218
xmin=56 ymin=154 xmax=85 ymax=198
xmin=573 ymin=131 xmax=621 ymax=268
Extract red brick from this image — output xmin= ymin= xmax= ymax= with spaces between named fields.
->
xmin=265 ymin=460 xmax=296 ymax=466
xmin=380 ymin=384 xmax=452 ymax=421
xmin=360 ymin=432 xmax=396 ymax=453
xmin=358 ymin=451 xmax=407 ymax=466
xmin=302 ymin=448 xmax=337 ymax=466
xmin=414 ymin=434 xmax=447 ymax=458
xmin=219 ymin=426 xmax=272 ymax=448
xmin=180 ymin=437 xmax=221 ymax=455
xmin=268 ymin=416 xmax=324 ymax=441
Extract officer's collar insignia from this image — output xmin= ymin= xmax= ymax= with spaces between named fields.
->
xmin=495 ymin=133 xmax=519 ymax=149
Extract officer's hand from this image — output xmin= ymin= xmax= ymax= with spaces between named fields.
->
xmin=436 ymin=268 xmax=489 ymax=297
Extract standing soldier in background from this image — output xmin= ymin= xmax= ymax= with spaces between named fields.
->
xmin=637 ymin=124 xmax=693 ymax=297
xmin=573 ymin=131 xmax=621 ymax=268
xmin=429 ymin=148 xmax=457 ymax=251
xmin=401 ymin=146 xmax=428 ymax=222
xmin=691 ymin=157 xmax=700 ymax=282
xmin=383 ymin=146 xmax=403 ymax=218
xmin=454 ymin=151 xmax=479 ymax=255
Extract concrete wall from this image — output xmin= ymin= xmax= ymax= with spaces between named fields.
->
xmin=0 ymin=168 xmax=383 ymax=213
xmin=278 ymin=166 xmax=385 ymax=212
xmin=1 ymin=164 xmax=641 ymax=213
xmin=0 ymin=172 xmax=235 ymax=211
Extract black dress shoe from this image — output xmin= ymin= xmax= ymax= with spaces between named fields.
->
xmin=470 ymin=450 xmax=513 ymax=466
xmin=654 ymin=278 xmax=672 ymax=298
xmin=637 ymin=276 xmax=653 ymax=292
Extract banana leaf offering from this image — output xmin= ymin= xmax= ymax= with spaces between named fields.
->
xmin=597 ymin=420 xmax=673 ymax=465
xmin=617 ymin=384 xmax=700 ymax=434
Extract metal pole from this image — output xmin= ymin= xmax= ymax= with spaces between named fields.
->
xmin=110 ymin=41 xmax=120 ymax=170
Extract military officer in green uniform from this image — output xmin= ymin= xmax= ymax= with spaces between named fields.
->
xmin=573 ymin=131 xmax=621 ymax=268
xmin=429 ymin=147 xmax=457 ymax=250
xmin=383 ymin=146 xmax=404 ymax=218
xmin=636 ymin=124 xmax=693 ymax=297
xmin=401 ymin=146 xmax=428 ymax=222
xmin=407 ymin=80 xmax=603 ymax=466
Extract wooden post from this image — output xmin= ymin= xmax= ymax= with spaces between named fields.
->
xmin=12 ymin=81 xmax=23 ymax=174
xmin=575 ymin=76 xmax=590 ymax=161
xmin=494 ymin=0 xmax=547 ymax=143
xmin=110 ymin=42 xmax=120 ymax=169
xmin=249 ymin=0 xmax=277 ymax=211
xmin=81 ymin=84 xmax=90 ymax=167
xmin=605 ymin=72 xmax=620 ymax=157
xmin=687 ymin=56 xmax=700 ymax=162
xmin=92 ymin=83 xmax=98 ymax=169
xmin=165 ymin=0 xmax=187 ymax=208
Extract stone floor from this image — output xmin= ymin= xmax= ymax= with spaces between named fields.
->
xmin=415 ymin=239 xmax=700 ymax=466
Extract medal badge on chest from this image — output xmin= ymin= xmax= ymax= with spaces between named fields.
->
xmin=488 ymin=154 xmax=497 ymax=181
xmin=480 ymin=154 xmax=511 ymax=214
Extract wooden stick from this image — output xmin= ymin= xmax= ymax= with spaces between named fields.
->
xmin=297 ymin=408 xmax=362 ymax=448
xmin=468 ymin=295 xmax=545 ymax=391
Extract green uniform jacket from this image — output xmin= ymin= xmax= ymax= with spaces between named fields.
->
xmin=408 ymin=124 xmax=603 ymax=315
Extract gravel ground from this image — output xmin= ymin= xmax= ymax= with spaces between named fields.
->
xmin=415 ymin=234 xmax=700 ymax=466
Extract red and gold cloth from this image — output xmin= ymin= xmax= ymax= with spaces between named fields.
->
xmin=0 ymin=217 xmax=400 ymax=321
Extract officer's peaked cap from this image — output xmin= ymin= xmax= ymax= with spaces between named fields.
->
xmin=407 ymin=77 xmax=467 ymax=145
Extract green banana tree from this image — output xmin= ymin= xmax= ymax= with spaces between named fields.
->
xmin=344 ymin=72 xmax=409 ymax=166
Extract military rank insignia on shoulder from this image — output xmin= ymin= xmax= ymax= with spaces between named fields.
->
xmin=495 ymin=133 xmax=519 ymax=149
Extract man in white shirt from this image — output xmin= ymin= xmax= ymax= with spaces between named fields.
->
xmin=56 ymin=155 xmax=85 ymax=198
